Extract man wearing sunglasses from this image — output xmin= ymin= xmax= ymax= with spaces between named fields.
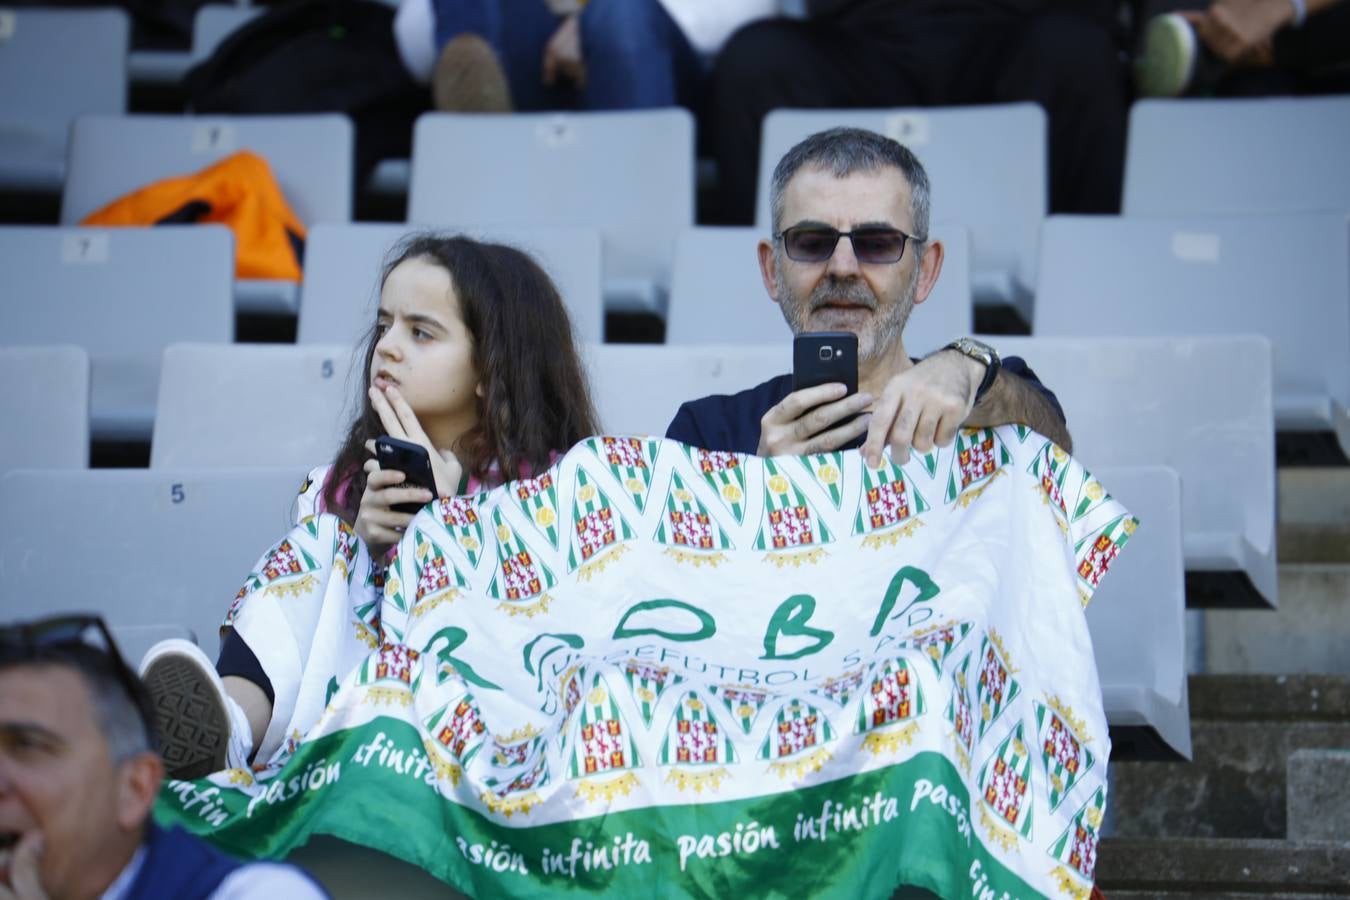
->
xmin=666 ymin=126 xmax=1071 ymax=461
xmin=0 ymin=615 xmax=326 ymax=900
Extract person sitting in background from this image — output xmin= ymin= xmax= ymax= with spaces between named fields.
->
xmin=667 ymin=127 xmax=1071 ymax=459
xmin=0 ymin=615 xmax=326 ymax=900
xmin=393 ymin=0 xmax=772 ymax=112
xmin=706 ymin=0 xmax=1130 ymax=223
xmin=1135 ymin=0 xmax=1350 ymax=97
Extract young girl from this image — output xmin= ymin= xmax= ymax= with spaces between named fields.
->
xmin=139 ymin=234 xmax=599 ymax=778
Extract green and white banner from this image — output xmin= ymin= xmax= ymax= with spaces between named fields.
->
xmin=158 ymin=428 xmax=1134 ymax=899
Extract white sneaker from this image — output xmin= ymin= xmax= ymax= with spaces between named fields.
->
xmin=139 ymin=639 xmax=254 ymax=779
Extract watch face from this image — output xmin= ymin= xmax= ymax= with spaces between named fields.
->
xmin=967 ymin=340 xmax=997 ymax=365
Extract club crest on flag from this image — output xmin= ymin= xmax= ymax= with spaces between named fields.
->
xmin=514 ymin=470 xmax=562 ymax=549
xmin=588 ymin=436 xmax=660 ymax=512
xmin=856 ymin=657 xmax=927 ymax=755
xmin=482 ymin=755 xmax=549 ymax=818
xmin=806 ymin=452 xmax=846 ymax=510
xmin=810 ymin=668 xmax=866 ymax=708
xmin=946 ymin=652 xmax=977 ymax=774
xmin=489 ymin=724 xmax=544 ymax=769
xmin=946 ymin=428 xmax=1011 ymax=506
xmin=1028 ymin=442 xmax=1072 ymax=532
xmin=977 ymin=719 xmax=1035 ymax=851
xmin=1049 ymin=786 xmax=1106 ymax=899
xmin=904 ymin=620 xmax=974 ymax=677
xmin=567 ymin=468 xmax=636 ymax=579
xmin=853 ymin=457 xmax=929 ymax=548
xmin=410 ymin=528 xmax=466 ymax=618
xmin=436 ymin=494 xmax=486 ymax=567
xmin=331 ymin=518 xmax=360 ymax=580
xmin=659 ymin=692 xmax=737 ymax=793
xmin=257 ymin=535 xmax=321 ymax=598
xmin=711 ymin=683 xmax=776 ymax=735
xmin=567 ymin=674 xmax=642 ymax=804
xmin=622 ymin=659 xmax=683 ymax=727
xmin=654 ymin=471 xmax=733 ymax=567
xmin=356 ymin=642 xmax=421 ymax=708
xmin=754 ymin=459 xmax=834 ymax=566
xmin=976 ymin=630 xmax=1022 ymax=741
xmin=1035 ymin=697 xmax=1096 ymax=813
xmin=487 ymin=508 xmax=556 ymax=617
xmin=1075 ymin=515 xmax=1137 ymax=602
xmin=687 ymin=445 xmax=748 ymax=524
xmin=758 ymin=699 xmax=837 ymax=779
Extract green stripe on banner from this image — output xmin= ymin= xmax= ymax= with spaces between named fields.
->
xmin=157 ymin=716 xmax=1036 ymax=899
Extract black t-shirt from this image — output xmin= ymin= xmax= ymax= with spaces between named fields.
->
xmin=665 ymin=356 xmax=1063 ymax=454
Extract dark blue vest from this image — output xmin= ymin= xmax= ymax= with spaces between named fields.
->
xmin=124 ymin=823 xmax=242 ymax=900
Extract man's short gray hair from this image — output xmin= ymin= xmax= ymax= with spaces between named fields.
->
xmin=768 ymin=127 xmax=932 ymax=241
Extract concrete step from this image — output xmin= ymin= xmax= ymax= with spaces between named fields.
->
xmin=1205 ymin=565 xmax=1350 ymax=675
xmin=1278 ymin=468 xmax=1350 ymax=564
xmin=1096 ymin=837 xmax=1350 ymax=897
xmin=1109 ymin=675 xmax=1350 ymax=839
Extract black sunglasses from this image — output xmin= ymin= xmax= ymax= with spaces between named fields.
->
xmin=776 ymin=225 xmax=921 ymax=265
xmin=0 ymin=614 xmax=149 ymax=725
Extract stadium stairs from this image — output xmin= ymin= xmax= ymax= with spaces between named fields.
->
xmin=1098 ymin=467 xmax=1350 ymax=898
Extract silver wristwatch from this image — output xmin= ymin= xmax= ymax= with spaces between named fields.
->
xmin=942 ymin=338 xmax=1001 ymax=404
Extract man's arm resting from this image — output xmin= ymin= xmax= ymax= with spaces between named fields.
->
xmin=966 ymin=368 xmax=1073 ymax=453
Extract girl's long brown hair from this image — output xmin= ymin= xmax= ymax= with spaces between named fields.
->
xmin=324 ymin=234 xmax=600 ymax=523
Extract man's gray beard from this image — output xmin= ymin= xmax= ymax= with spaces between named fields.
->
xmin=774 ymin=249 xmax=918 ymax=363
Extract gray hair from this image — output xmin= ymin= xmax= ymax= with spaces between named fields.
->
xmin=768 ymin=127 xmax=932 ymax=241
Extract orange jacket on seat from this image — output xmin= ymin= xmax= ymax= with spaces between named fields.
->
xmin=81 ymin=150 xmax=306 ymax=282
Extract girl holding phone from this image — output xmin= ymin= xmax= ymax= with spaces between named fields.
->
xmin=140 ymin=234 xmax=599 ymax=778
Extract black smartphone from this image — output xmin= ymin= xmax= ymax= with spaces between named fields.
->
xmin=793 ymin=332 xmax=859 ymax=396
xmin=374 ymin=436 xmax=438 ymax=515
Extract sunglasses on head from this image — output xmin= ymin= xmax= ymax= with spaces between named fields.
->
xmin=776 ymin=225 xmax=921 ymax=265
xmin=0 ymin=614 xmax=145 ymax=713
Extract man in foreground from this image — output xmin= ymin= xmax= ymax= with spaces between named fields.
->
xmin=0 ymin=615 xmax=327 ymax=900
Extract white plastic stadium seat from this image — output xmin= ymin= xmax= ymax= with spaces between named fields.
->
xmin=1088 ymin=466 xmax=1191 ymax=760
xmin=756 ymin=104 xmax=1046 ymax=319
xmin=298 ymin=223 xmax=605 ymax=346
xmin=585 ymin=343 xmax=787 ymax=438
xmin=0 ymin=346 xmax=90 ymax=472
xmin=153 ymin=343 xmax=354 ymax=468
xmin=1033 ymin=212 xmax=1350 ymax=457
xmin=986 ymin=334 xmax=1277 ymax=608
xmin=408 ymin=109 xmax=694 ymax=315
xmin=0 ymin=226 xmax=234 ymax=442
xmin=62 ymin=114 xmax=355 ymax=315
xmin=0 ymin=468 xmax=307 ymax=660
xmin=1123 ymin=97 xmax=1350 ymax=217
xmin=666 ymin=223 xmax=972 ymax=356
xmin=0 ymin=8 xmax=128 ymax=192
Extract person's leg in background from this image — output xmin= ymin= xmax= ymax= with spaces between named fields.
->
xmin=429 ymin=0 xmax=573 ymax=110
xmin=997 ymin=10 xmax=1130 ymax=213
xmin=577 ymin=0 xmax=708 ymax=111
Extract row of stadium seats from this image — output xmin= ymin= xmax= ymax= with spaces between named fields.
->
xmin=3 ymin=332 xmax=1276 ymax=605
xmin=3 ymin=5 xmax=1348 ymax=317
xmin=5 ymin=212 xmax=1344 ymax=453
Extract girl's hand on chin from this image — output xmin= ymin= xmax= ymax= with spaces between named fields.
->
xmin=368 ymin=384 xmax=465 ymax=497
